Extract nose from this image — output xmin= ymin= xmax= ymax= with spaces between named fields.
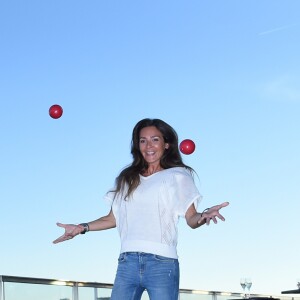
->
xmin=146 ymin=140 xmax=153 ymax=147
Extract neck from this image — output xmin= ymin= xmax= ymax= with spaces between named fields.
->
xmin=142 ymin=165 xmax=163 ymax=177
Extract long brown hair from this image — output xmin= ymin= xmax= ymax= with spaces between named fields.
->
xmin=113 ymin=118 xmax=194 ymax=199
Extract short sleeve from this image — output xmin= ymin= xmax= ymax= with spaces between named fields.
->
xmin=172 ymin=169 xmax=202 ymax=217
xmin=103 ymin=190 xmax=115 ymax=206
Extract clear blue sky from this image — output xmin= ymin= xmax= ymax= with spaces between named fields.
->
xmin=1 ymin=0 xmax=300 ymax=296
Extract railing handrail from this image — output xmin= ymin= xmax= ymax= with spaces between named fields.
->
xmin=1 ymin=274 xmax=299 ymax=300
xmin=0 ymin=275 xmax=113 ymax=289
xmin=0 ymin=275 xmax=242 ymax=295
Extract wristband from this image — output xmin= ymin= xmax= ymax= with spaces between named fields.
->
xmin=200 ymin=208 xmax=210 ymax=217
xmin=79 ymin=223 xmax=89 ymax=234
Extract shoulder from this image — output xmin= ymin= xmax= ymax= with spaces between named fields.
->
xmin=163 ymin=167 xmax=194 ymax=182
xmin=165 ymin=167 xmax=193 ymax=176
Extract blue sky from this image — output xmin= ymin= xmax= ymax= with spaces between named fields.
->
xmin=1 ymin=0 xmax=300 ymax=296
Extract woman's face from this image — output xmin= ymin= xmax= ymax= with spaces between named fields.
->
xmin=139 ymin=126 xmax=169 ymax=167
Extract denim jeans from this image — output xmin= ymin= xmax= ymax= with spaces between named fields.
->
xmin=110 ymin=252 xmax=179 ymax=300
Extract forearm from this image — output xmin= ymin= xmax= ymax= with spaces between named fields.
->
xmin=80 ymin=209 xmax=116 ymax=233
xmin=185 ymin=204 xmax=208 ymax=229
xmin=186 ymin=212 xmax=205 ymax=229
xmin=87 ymin=215 xmax=116 ymax=231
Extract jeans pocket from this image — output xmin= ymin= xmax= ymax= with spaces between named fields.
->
xmin=118 ymin=253 xmax=127 ymax=263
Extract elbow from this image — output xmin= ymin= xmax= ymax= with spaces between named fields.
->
xmin=186 ymin=220 xmax=197 ymax=229
xmin=190 ymin=224 xmax=198 ymax=229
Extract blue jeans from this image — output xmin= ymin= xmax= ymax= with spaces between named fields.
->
xmin=110 ymin=252 xmax=179 ymax=300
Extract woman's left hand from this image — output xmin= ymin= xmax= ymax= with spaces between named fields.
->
xmin=199 ymin=202 xmax=229 ymax=225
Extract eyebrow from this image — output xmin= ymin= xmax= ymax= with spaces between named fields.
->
xmin=139 ymin=135 xmax=161 ymax=139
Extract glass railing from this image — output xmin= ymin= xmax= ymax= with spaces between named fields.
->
xmin=0 ymin=275 xmax=298 ymax=300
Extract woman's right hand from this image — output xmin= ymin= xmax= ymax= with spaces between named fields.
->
xmin=53 ymin=222 xmax=83 ymax=244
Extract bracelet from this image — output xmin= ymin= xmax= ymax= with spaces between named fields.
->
xmin=200 ymin=208 xmax=210 ymax=217
xmin=79 ymin=223 xmax=89 ymax=234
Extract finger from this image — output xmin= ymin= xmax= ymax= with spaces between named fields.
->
xmin=53 ymin=236 xmax=63 ymax=244
xmin=56 ymin=222 xmax=67 ymax=228
xmin=211 ymin=212 xmax=225 ymax=221
xmin=217 ymin=213 xmax=225 ymax=221
xmin=220 ymin=202 xmax=229 ymax=208
xmin=53 ymin=234 xmax=72 ymax=244
xmin=53 ymin=233 xmax=67 ymax=244
xmin=206 ymin=217 xmax=210 ymax=225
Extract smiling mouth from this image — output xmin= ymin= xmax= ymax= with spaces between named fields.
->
xmin=146 ymin=151 xmax=155 ymax=155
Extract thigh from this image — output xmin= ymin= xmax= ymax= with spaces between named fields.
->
xmin=144 ymin=255 xmax=179 ymax=300
xmin=110 ymin=253 xmax=145 ymax=300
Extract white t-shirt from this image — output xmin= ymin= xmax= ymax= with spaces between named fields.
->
xmin=104 ymin=167 xmax=202 ymax=259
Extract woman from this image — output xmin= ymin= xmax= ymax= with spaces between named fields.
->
xmin=53 ymin=118 xmax=229 ymax=300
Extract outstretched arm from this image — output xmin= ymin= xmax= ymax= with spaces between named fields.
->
xmin=53 ymin=208 xmax=116 ymax=244
xmin=185 ymin=202 xmax=229 ymax=229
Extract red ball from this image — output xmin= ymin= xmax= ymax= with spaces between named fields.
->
xmin=49 ymin=104 xmax=63 ymax=119
xmin=179 ymin=139 xmax=196 ymax=155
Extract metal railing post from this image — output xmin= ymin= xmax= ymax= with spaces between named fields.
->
xmin=73 ymin=282 xmax=79 ymax=300
xmin=94 ymin=287 xmax=98 ymax=300
xmin=0 ymin=276 xmax=3 ymax=300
